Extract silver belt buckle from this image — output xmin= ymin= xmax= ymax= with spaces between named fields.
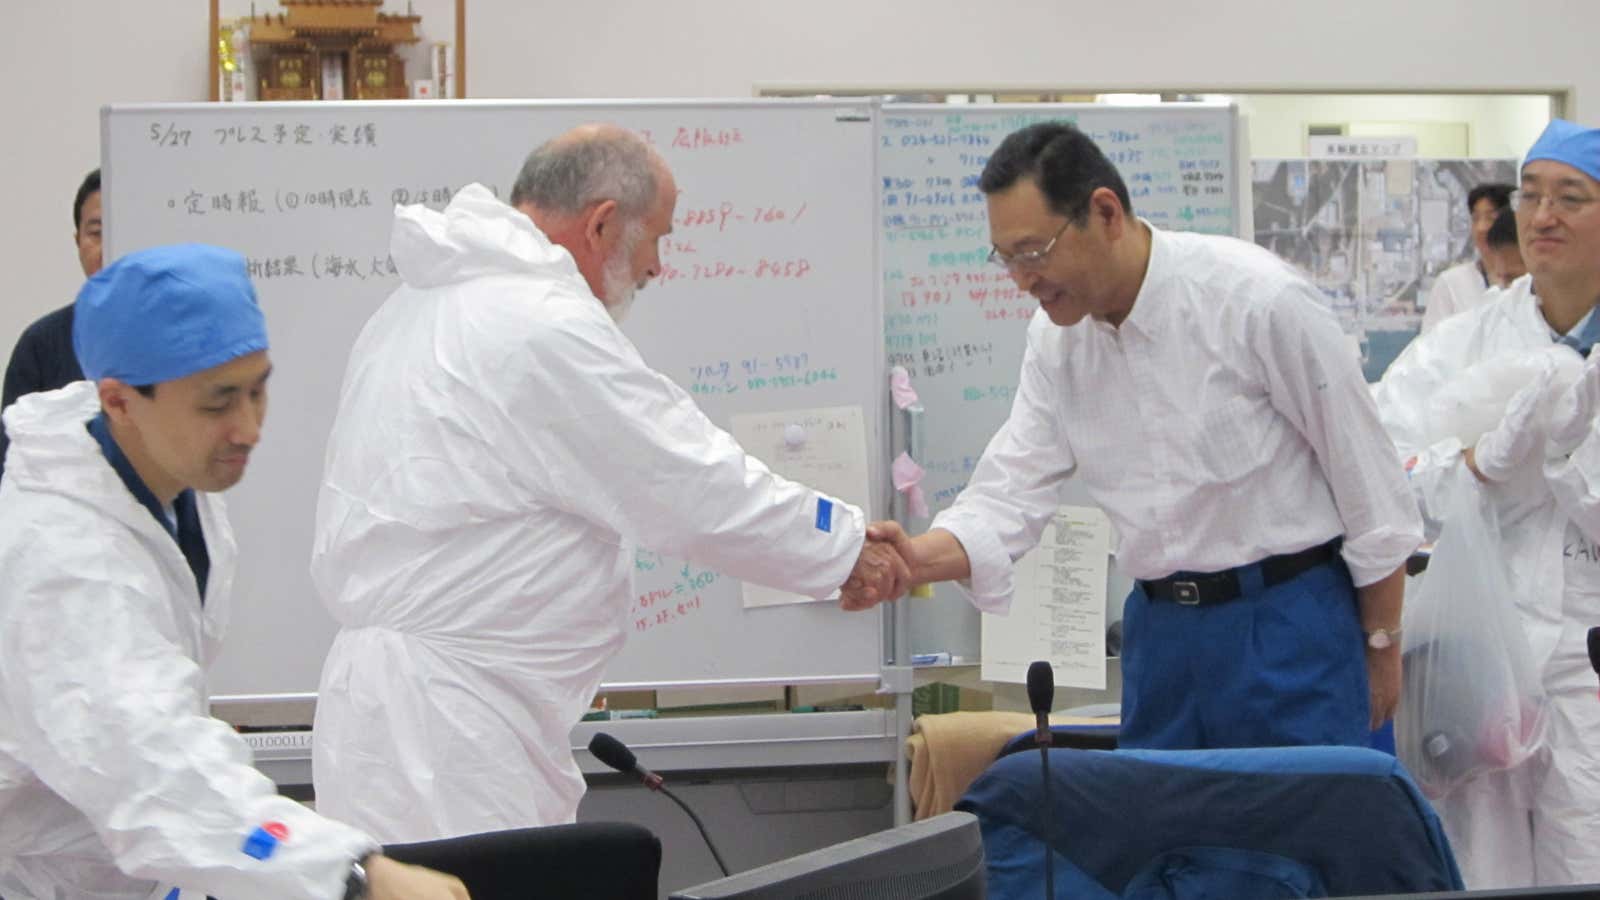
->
xmin=1173 ymin=581 xmax=1202 ymax=605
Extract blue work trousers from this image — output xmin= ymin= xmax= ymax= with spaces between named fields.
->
xmin=1120 ymin=557 xmax=1371 ymax=750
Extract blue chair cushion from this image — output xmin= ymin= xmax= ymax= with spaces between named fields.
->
xmin=957 ymin=746 xmax=1461 ymax=900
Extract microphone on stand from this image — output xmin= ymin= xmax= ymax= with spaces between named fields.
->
xmin=1027 ymin=660 xmax=1056 ymax=900
xmin=1028 ymin=660 xmax=1054 ymax=748
xmin=588 ymin=730 xmax=664 ymax=790
xmin=588 ymin=732 xmax=731 ymax=877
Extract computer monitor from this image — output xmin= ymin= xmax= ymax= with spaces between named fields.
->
xmin=668 ymin=811 xmax=985 ymax=900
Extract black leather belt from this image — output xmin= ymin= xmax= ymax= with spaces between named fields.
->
xmin=1139 ymin=540 xmax=1342 ymax=607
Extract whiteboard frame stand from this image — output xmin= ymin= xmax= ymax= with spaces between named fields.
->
xmin=887 ymin=393 xmax=926 ymax=825
xmin=107 ymin=97 xmax=891 ymax=696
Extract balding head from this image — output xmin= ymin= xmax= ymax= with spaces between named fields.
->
xmin=511 ymin=123 xmax=663 ymax=219
xmin=510 ymin=124 xmax=677 ymax=319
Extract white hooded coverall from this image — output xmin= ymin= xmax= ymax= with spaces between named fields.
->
xmin=311 ymin=184 xmax=868 ymax=841
xmin=0 ymin=383 xmax=375 ymax=900
xmin=1373 ymin=278 xmax=1600 ymax=887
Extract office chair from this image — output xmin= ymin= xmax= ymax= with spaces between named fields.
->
xmin=997 ymin=723 xmax=1121 ymax=754
xmin=384 ymin=821 xmax=661 ymax=900
xmin=958 ymin=745 xmax=1462 ymax=900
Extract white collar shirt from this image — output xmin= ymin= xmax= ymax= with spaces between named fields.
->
xmin=933 ymin=223 xmax=1423 ymax=611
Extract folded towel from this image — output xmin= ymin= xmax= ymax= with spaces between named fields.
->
xmin=904 ymin=711 xmax=1116 ymax=819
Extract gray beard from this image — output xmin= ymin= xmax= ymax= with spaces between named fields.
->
xmin=601 ymin=226 xmax=644 ymax=323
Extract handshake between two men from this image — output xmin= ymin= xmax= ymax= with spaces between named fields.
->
xmin=837 ymin=521 xmax=957 ymax=611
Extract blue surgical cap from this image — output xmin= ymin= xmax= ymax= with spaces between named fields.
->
xmin=74 ymin=243 xmax=268 ymax=385
xmin=1524 ymin=119 xmax=1600 ymax=184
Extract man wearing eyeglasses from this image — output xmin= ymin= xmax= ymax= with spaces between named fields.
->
xmin=1371 ymin=119 xmax=1600 ymax=888
xmin=860 ymin=121 xmax=1421 ymax=754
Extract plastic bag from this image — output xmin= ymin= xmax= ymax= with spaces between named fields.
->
xmin=1426 ymin=347 xmax=1582 ymax=448
xmin=1395 ymin=471 xmax=1548 ymax=799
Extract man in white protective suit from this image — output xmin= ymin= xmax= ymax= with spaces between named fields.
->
xmin=1420 ymin=181 xmax=1514 ymax=333
xmin=310 ymin=123 xmax=909 ymax=841
xmin=0 ymin=244 xmax=466 ymax=900
xmin=1372 ymin=119 xmax=1600 ymax=888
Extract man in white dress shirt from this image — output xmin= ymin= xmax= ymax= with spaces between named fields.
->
xmin=866 ymin=122 xmax=1422 ymax=750
xmin=1421 ymin=182 xmax=1515 ymax=333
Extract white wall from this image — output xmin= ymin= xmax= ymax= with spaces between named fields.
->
xmin=2 ymin=0 xmax=1594 ymax=357
xmin=468 ymin=0 xmax=1591 ymax=104
xmin=1237 ymin=93 xmax=1552 ymax=159
xmin=1 ymin=3 xmax=205 ymax=362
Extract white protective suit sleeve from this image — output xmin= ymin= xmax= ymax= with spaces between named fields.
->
xmin=1472 ymin=354 xmax=1581 ymax=484
xmin=1376 ymin=313 xmax=1581 ymax=533
xmin=1546 ymin=353 xmax=1600 ymax=544
xmin=512 ymin=310 xmax=865 ymax=598
xmin=1372 ymin=315 xmax=1482 ymax=538
xmin=930 ymin=337 xmax=1075 ymax=613
xmin=1247 ymin=284 xmax=1421 ymax=586
xmin=1548 ymin=350 xmax=1600 ymax=458
xmin=0 ymin=548 xmax=374 ymax=900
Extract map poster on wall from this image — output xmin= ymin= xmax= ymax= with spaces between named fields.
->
xmin=1252 ymin=158 xmax=1517 ymax=381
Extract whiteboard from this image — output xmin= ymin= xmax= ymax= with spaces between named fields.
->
xmin=879 ymin=103 xmax=1244 ymax=659
xmin=102 ymin=99 xmax=888 ymax=696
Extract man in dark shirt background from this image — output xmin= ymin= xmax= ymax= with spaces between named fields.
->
xmin=1 ymin=169 xmax=101 ymax=481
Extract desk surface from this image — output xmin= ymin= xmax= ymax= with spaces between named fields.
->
xmin=245 ymin=710 xmax=899 ymax=787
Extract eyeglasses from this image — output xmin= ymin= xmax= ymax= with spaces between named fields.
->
xmin=988 ymin=221 xmax=1071 ymax=271
xmin=1512 ymin=188 xmax=1598 ymax=218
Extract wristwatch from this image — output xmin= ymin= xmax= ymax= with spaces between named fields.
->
xmin=343 ymin=855 xmax=371 ymax=900
xmin=1365 ymin=626 xmax=1402 ymax=650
